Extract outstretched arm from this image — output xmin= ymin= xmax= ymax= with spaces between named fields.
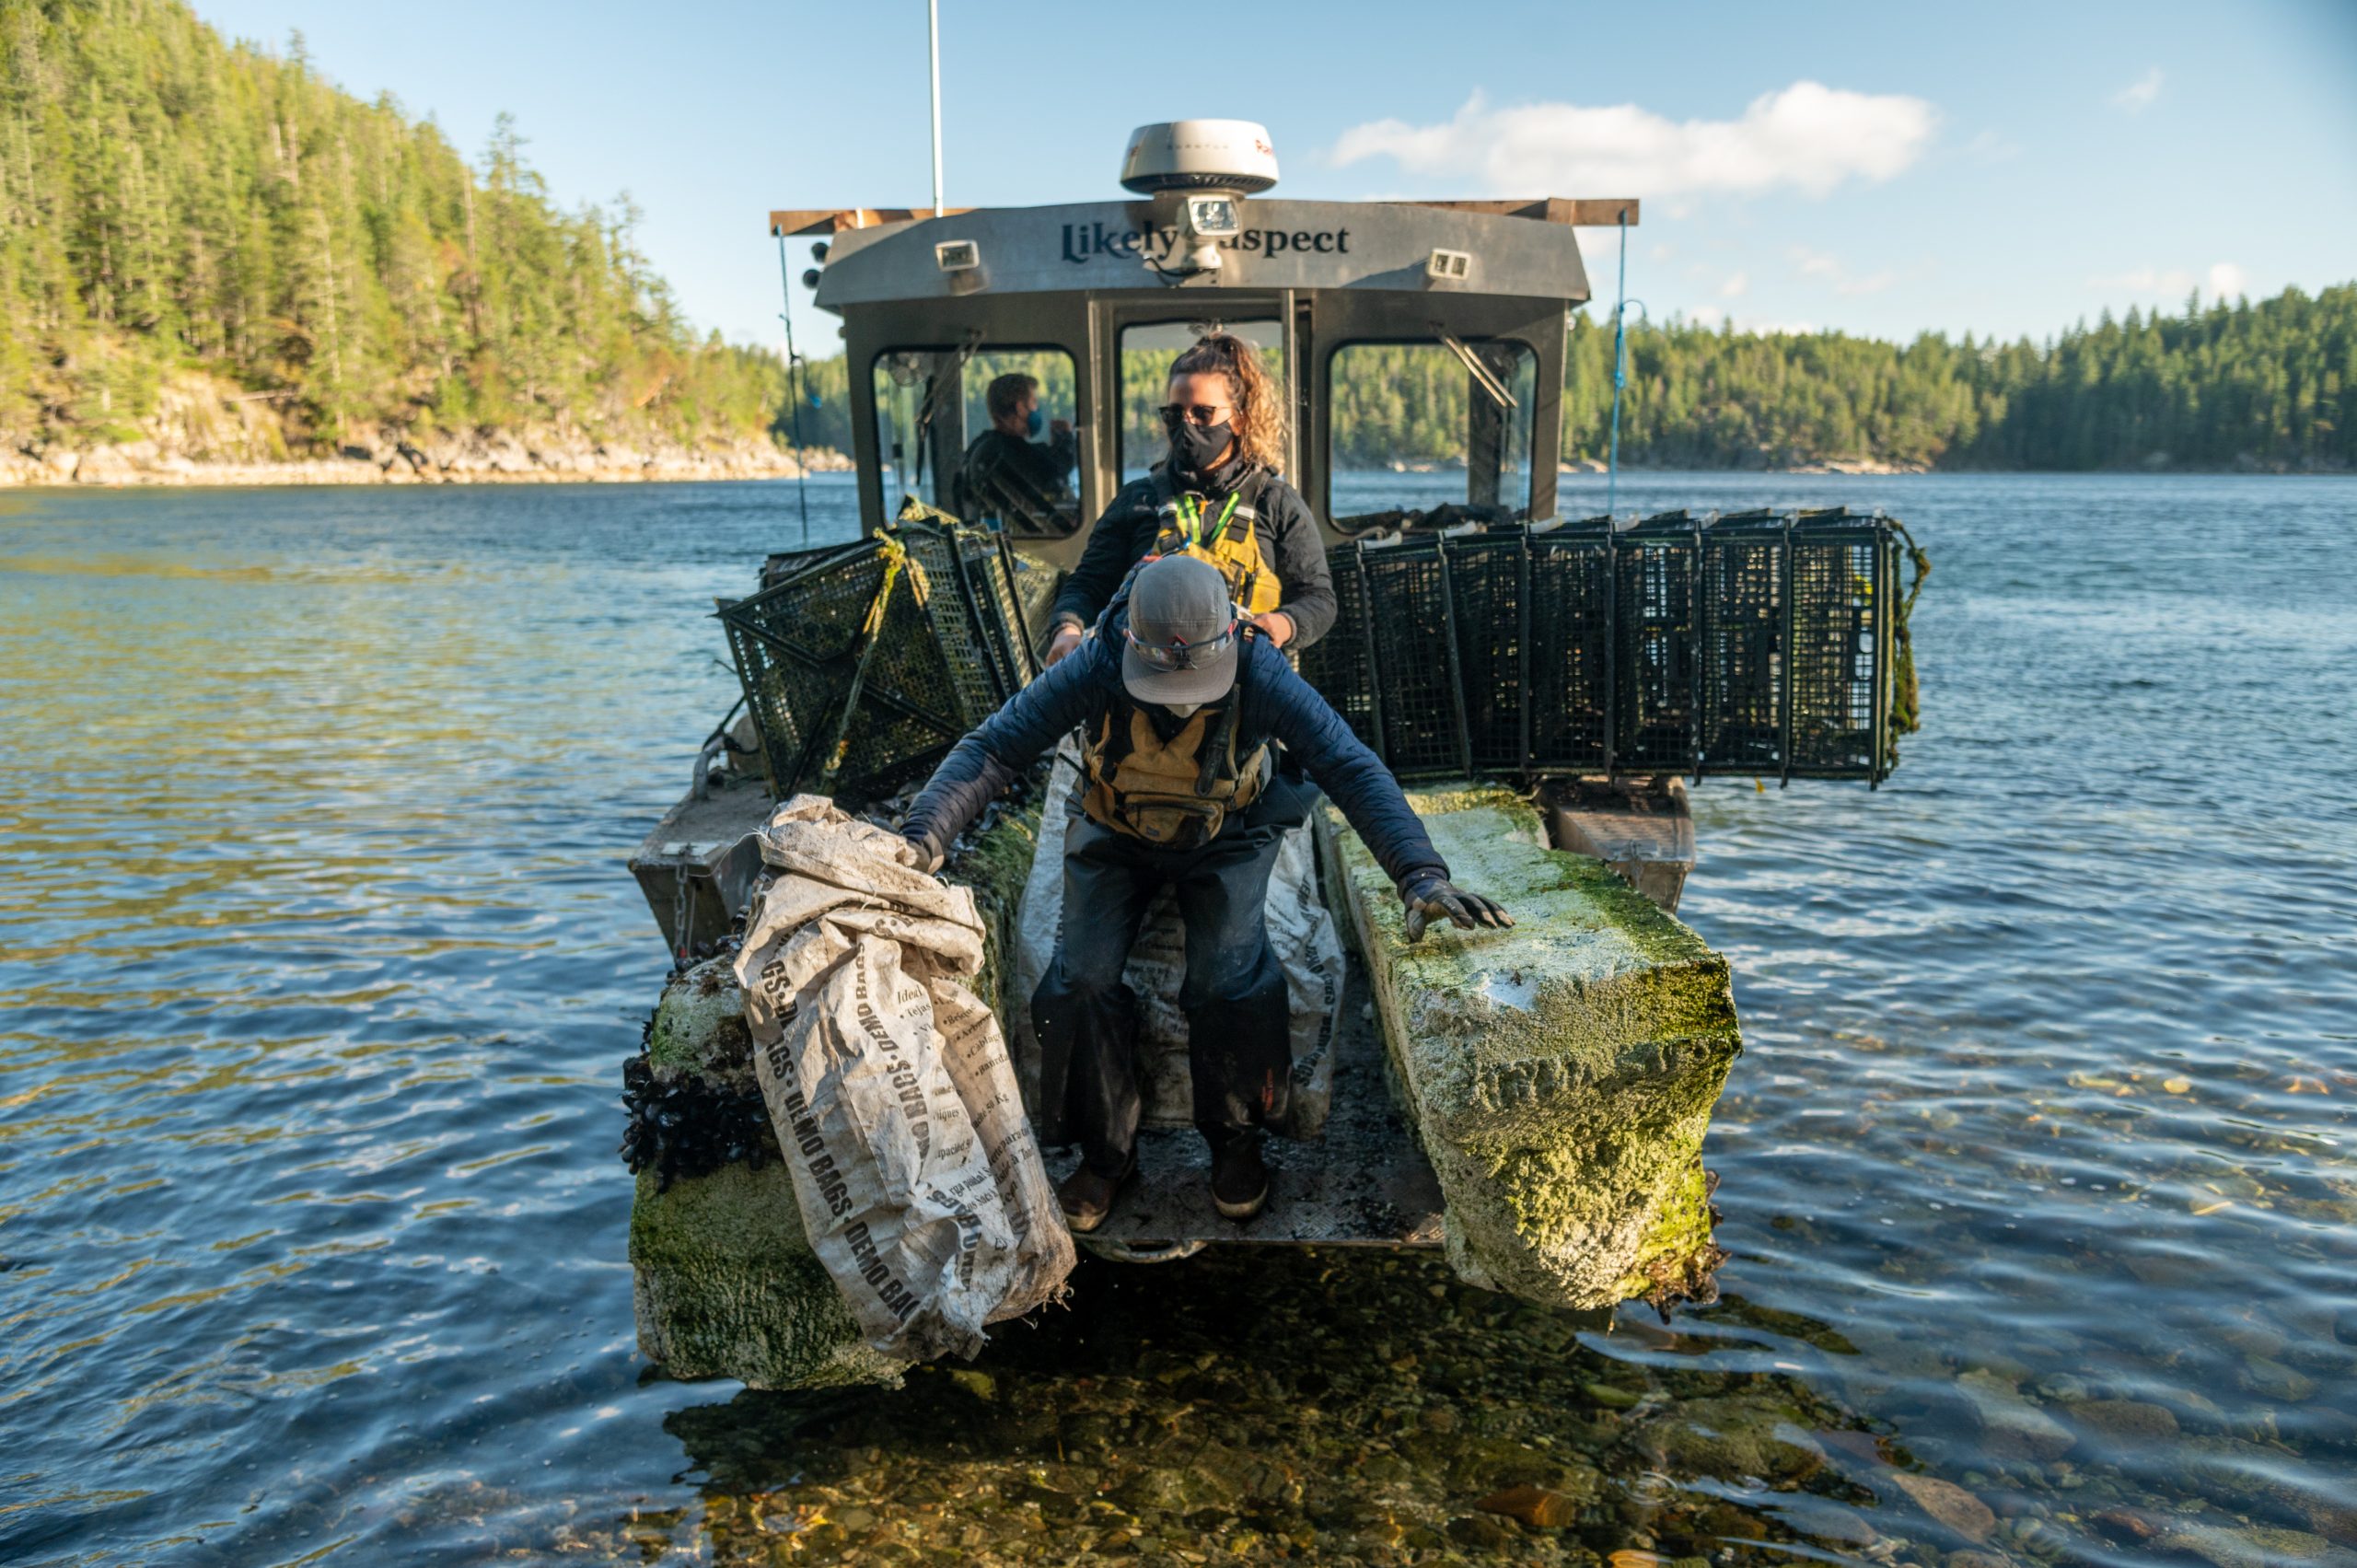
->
xmin=1255 ymin=646 xmax=1511 ymax=939
xmin=900 ymin=648 xmax=1107 ymax=866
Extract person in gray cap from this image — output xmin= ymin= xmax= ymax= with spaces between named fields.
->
xmin=899 ymin=554 xmax=1510 ymax=1232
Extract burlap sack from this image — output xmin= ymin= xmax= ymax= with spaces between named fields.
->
xmin=734 ymin=797 xmax=1073 ymax=1361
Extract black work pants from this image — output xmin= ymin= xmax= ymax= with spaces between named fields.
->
xmin=1031 ymin=814 xmax=1291 ymax=1177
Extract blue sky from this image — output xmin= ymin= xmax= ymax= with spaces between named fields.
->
xmin=194 ymin=0 xmax=2357 ymax=354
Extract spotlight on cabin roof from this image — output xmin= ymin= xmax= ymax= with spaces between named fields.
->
xmin=1120 ymin=120 xmax=1280 ymax=197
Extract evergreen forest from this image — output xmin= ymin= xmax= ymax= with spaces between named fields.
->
xmin=5 ymin=0 xmax=2348 ymax=474
xmin=778 ymin=283 xmax=2354 ymax=475
xmin=0 ymin=0 xmax=784 ymax=452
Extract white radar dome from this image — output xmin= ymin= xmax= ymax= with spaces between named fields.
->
xmin=1120 ymin=121 xmax=1280 ymax=196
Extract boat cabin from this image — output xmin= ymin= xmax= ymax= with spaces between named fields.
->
xmin=776 ymin=183 xmax=1635 ymax=568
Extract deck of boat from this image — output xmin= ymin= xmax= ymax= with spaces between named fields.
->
xmin=1040 ymin=960 xmax=1446 ymax=1250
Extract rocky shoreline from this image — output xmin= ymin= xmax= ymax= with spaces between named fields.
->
xmin=0 ymin=432 xmax=850 ymax=488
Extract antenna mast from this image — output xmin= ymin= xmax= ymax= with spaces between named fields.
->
xmin=927 ymin=0 xmax=944 ymax=215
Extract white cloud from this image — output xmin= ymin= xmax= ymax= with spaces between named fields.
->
xmin=1963 ymin=129 xmax=2023 ymax=163
xmin=2111 ymin=67 xmax=2164 ymax=112
xmin=1329 ymin=81 xmax=1938 ymax=199
xmin=1688 ymin=305 xmax=1726 ymax=328
xmin=2087 ymin=263 xmax=2247 ymax=307
xmin=1789 ymin=245 xmax=1896 ymax=296
xmin=2091 ymin=266 xmax=2194 ymax=294
xmin=1720 ymin=271 xmax=1750 ymax=298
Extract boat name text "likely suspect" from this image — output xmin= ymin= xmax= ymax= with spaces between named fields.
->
xmin=1062 ymin=222 xmax=1352 ymax=265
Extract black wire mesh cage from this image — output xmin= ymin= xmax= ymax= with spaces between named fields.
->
xmin=1785 ymin=509 xmax=1891 ymax=778
xmin=1302 ymin=509 xmax=1914 ymax=785
xmin=719 ymin=518 xmax=1042 ymax=805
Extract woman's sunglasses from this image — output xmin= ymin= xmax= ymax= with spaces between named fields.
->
xmin=1158 ymin=402 xmax=1231 ymax=429
xmin=1124 ymin=618 xmax=1238 ymax=671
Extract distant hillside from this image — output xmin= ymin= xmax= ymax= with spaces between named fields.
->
xmin=0 ymin=0 xmax=785 ymax=465
xmin=1559 ymin=284 xmax=2357 ymax=472
xmin=779 ymin=283 xmax=2356 ymax=477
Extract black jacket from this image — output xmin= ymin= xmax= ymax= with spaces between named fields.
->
xmin=1048 ymin=463 xmax=1337 ymax=649
xmin=954 ymin=427 xmax=1075 ymax=528
xmin=902 ymin=634 xmax=1447 ymax=890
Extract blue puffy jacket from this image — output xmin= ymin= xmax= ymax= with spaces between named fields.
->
xmin=901 ymin=633 xmax=1448 ymax=890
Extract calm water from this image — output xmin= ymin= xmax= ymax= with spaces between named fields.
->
xmin=2 ymin=473 xmax=2352 ymax=1568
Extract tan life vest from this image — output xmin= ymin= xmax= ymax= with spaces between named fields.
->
xmin=1151 ymin=470 xmax=1283 ymax=617
xmin=1080 ymin=694 xmax=1270 ymax=850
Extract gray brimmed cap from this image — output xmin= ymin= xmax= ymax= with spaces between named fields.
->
xmin=1120 ymin=555 xmax=1241 ymax=705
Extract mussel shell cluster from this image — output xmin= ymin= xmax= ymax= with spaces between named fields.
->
xmin=617 ymin=1021 xmax=781 ymax=1192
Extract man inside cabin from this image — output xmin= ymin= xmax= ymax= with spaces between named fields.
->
xmin=1043 ymin=332 xmax=1332 ymax=664
xmin=899 ymin=554 xmax=1511 ymax=1232
xmin=953 ymin=371 xmax=1077 ymax=535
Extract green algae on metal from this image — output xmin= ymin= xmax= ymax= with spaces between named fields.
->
xmin=628 ymin=798 xmax=1043 ymax=1389
xmin=1319 ymin=784 xmax=1740 ymax=1312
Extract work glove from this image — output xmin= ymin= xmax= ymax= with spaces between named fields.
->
xmin=900 ymin=830 xmax=946 ymax=877
xmin=1399 ymin=872 xmax=1513 ymax=943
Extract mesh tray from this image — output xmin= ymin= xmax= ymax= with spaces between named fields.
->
xmin=1701 ymin=511 xmax=1787 ymax=772
xmin=1612 ymin=515 xmax=1704 ymax=775
xmin=1296 ymin=546 xmax=1380 ymax=754
xmin=1356 ymin=540 xmax=1471 ymax=779
xmin=721 ymin=520 xmax=1038 ymax=804
xmin=1299 ymin=510 xmax=1902 ymax=785
xmin=1445 ymin=533 xmax=1528 ymax=772
xmin=1526 ymin=528 xmax=1611 ymax=772
xmin=1786 ymin=510 xmax=1887 ymax=777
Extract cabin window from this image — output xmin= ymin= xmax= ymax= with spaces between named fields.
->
xmin=870 ymin=345 xmax=1083 ymax=539
xmin=1119 ymin=320 xmax=1288 ymax=483
xmin=1326 ymin=340 xmax=1539 ymax=534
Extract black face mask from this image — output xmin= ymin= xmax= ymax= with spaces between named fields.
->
xmin=1168 ymin=418 xmax=1233 ymax=480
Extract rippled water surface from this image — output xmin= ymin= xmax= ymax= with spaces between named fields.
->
xmin=3 ymin=473 xmax=2352 ymax=1568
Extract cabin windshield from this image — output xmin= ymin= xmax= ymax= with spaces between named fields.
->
xmin=1328 ymin=338 xmax=1538 ymax=534
xmin=1118 ymin=320 xmax=1289 ymax=484
xmin=870 ymin=343 xmax=1086 ymax=539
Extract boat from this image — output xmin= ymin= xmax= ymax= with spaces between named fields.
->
xmin=619 ymin=122 xmax=1919 ymax=1389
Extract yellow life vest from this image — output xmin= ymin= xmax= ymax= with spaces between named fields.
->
xmin=1152 ymin=471 xmax=1283 ymax=617
xmin=1080 ymin=695 xmax=1269 ymax=850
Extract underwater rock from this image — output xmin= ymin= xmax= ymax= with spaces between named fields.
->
xmin=1628 ymin=1396 xmax=1826 ymax=1485
xmin=2067 ymin=1398 xmax=2180 ymax=1445
xmin=1882 ymin=1471 xmax=1996 ymax=1541
xmin=1320 ymin=785 xmax=1741 ymax=1311
xmin=2157 ymin=1522 xmax=2340 ymax=1568
xmin=1476 ymin=1483 xmax=1582 ymax=1527
xmin=1953 ymin=1372 xmax=2076 ymax=1463
xmin=2238 ymin=1355 xmax=2319 ymax=1403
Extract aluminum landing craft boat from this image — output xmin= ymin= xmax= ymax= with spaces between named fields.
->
xmin=618 ymin=122 xmax=1920 ymax=1389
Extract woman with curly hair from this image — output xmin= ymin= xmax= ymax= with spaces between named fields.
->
xmin=1043 ymin=332 xmax=1335 ymax=663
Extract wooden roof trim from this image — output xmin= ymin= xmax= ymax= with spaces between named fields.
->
xmin=769 ymin=207 xmax=971 ymax=237
xmin=768 ymin=198 xmax=1638 ymax=236
xmin=1393 ymin=198 xmax=1639 ymax=226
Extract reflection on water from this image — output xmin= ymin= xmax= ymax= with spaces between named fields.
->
xmin=2 ymin=474 xmax=2353 ymax=1567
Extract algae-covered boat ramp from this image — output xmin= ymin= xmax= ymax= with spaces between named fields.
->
xmin=621 ymin=123 xmax=1920 ymax=1388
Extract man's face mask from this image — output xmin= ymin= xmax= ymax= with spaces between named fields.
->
xmin=1025 ymin=406 xmax=1044 ymax=438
